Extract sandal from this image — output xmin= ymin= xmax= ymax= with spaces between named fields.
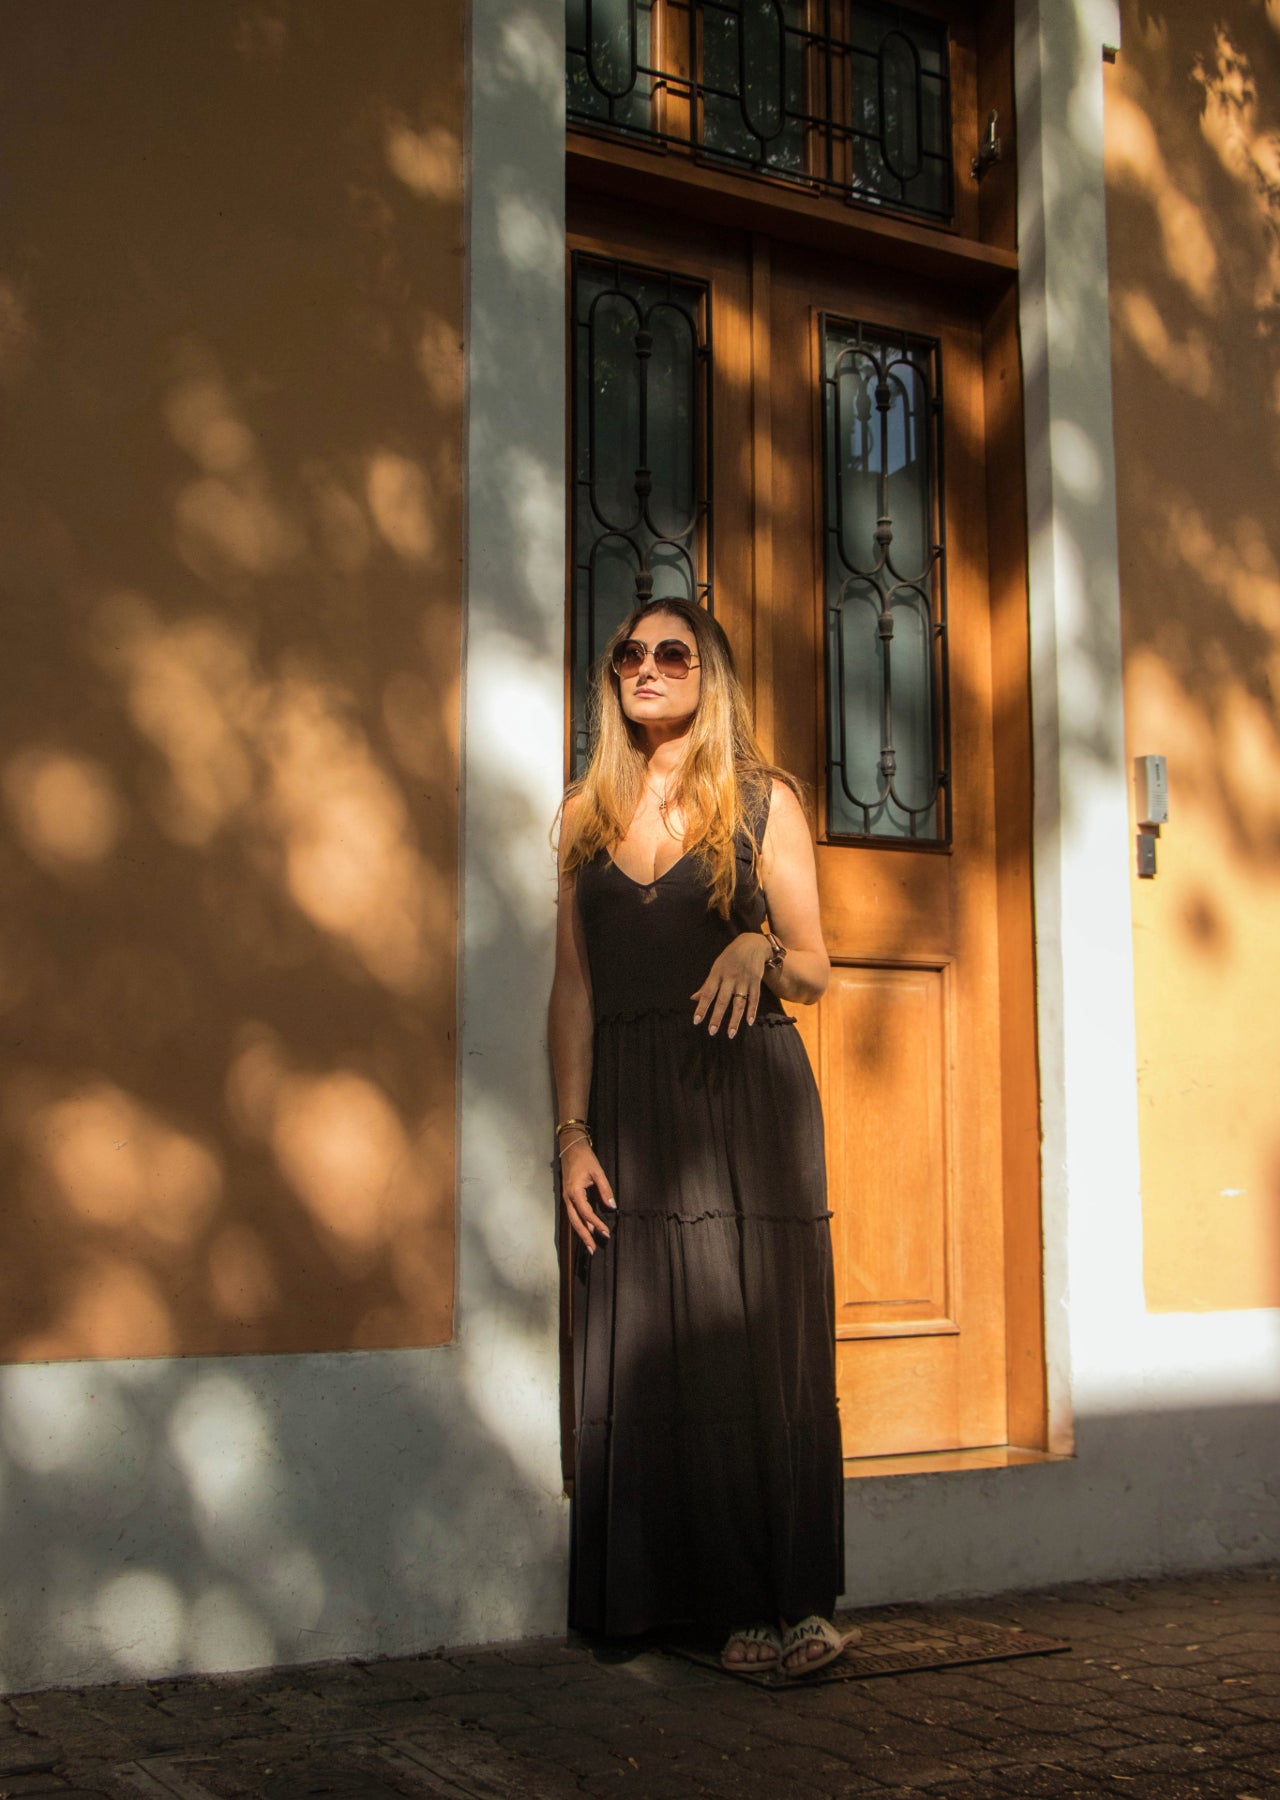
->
xmin=720 ymin=1621 xmax=783 ymax=1673
xmin=780 ymin=1614 xmax=857 ymax=1678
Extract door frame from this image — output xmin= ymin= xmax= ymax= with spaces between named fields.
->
xmin=561 ymin=72 xmax=1047 ymax=1468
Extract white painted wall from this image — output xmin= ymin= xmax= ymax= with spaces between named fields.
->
xmin=1 ymin=0 xmax=1275 ymax=1701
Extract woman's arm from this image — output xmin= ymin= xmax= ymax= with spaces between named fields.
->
xmin=758 ymin=778 xmax=830 ymax=1004
xmin=691 ymin=779 xmax=830 ymax=1037
xmin=549 ymin=802 xmax=616 ymax=1253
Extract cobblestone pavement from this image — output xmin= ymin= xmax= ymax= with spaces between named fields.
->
xmin=0 ymin=1568 xmax=1276 ymax=1800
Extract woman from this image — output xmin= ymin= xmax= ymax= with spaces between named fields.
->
xmin=549 ymin=598 xmax=847 ymax=1677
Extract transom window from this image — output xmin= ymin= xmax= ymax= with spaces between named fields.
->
xmin=566 ymin=0 xmax=954 ymax=222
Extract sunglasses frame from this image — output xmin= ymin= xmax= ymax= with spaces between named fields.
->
xmin=611 ymin=637 xmax=701 ymax=680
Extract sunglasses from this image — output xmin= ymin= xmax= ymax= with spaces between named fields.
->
xmin=611 ymin=637 xmax=700 ymax=679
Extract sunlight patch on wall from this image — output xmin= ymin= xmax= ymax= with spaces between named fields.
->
xmin=271 ymin=1072 xmax=429 ymax=1266
xmin=168 ymin=1375 xmax=274 ymax=1524
xmin=1050 ymin=418 xmax=1104 ymax=500
xmin=415 ymin=311 xmax=464 ymax=409
xmin=495 ymin=11 xmax=562 ymax=110
xmin=0 ymin=1364 xmax=145 ymax=1479
xmin=165 ymin=363 xmax=259 ymax=476
xmin=3 ymin=749 xmax=126 ymax=873
xmin=227 ymin=1025 xmax=452 ymax=1324
xmin=262 ymin=673 xmax=451 ymax=994
xmin=1108 ymin=88 xmax=1219 ymax=309
xmin=464 ymin=628 xmax=563 ymax=936
xmin=92 ymin=1570 xmax=185 ymax=1676
xmin=1194 ymin=29 xmax=1280 ymax=314
xmin=20 ymin=1082 xmax=222 ymax=1245
xmin=94 ymin=595 xmax=451 ymax=994
xmin=1161 ymin=502 xmax=1280 ymax=657
xmin=0 ymin=1076 xmax=235 ymax=1356
xmin=496 ymin=191 xmax=563 ymax=284
xmin=96 ymin=595 xmax=258 ymax=847
xmin=30 ymin=1260 xmax=177 ymax=1359
xmin=365 ymin=451 xmax=436 ymax=564
xmin=384 ymin=116 xmax=460 ymax=200
xmin=1114 ymin=289 xmax=1215 ymax=398
xmin=167 ymin=349 xmax=301 ymax=585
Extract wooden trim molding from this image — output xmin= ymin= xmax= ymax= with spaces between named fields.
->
xmin=845 ymin=1446 xmax=1072 ymax=1479
xmin=568 ymin=135 xmax=1018 ymax=295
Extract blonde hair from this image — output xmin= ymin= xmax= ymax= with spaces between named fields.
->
xmin=559 ymin=599 xmax=793 ymax=917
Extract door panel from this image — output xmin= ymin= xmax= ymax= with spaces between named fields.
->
xmin=825 ymin=962 xmax=952 ymax=1335
xmin=769 ymin=242 xmax=1008 ymax=1457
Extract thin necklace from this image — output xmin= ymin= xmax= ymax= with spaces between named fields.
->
xmin=647 ymin=781 xmax=672 ymax=818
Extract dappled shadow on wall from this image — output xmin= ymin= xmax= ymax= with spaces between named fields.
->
xmin=0 ymin=0 xmax=485 ymax=1362
xmin=1105 ymin=1 xmax=1280 ymax=1310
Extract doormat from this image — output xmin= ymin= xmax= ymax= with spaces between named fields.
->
xmin=666 ymin=1611 xmax=1071 ymax=1687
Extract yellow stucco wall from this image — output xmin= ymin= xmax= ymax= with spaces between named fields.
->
xmin=1106 ymin=3 xmax=1280 ymax=1311
xmin=0 ymin=1 xmax=464 ymax=1357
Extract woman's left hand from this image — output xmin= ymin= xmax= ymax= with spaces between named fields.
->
xmin=692 ymin=933 xmax=772 ymax=1038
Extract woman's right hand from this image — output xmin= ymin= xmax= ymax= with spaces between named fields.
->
xmin=560 ymin=1138 xmax=616 ymax=1253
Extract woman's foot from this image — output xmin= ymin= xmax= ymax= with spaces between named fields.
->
xmin=720 ymin=1622 xmax=783 ymax=1672
xmin=780 ymin=1614 xmax=856 ymax=1677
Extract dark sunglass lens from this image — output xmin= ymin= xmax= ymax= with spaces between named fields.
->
xmin=654 ymin=640 xmax=694 ymax=675
xmin=612 ymin=640 xmax=645 ymax=675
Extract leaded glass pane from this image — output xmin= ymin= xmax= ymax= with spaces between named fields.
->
xmin=822 ymin=316 xmax=949 ymax=843
xmin=849 ymin=4 xmax=952 ymax=219
xmin=566 ymin=0 xmax=656 ymax=135
xmin=571 ymin=255 xmax=712 ymax=772
xmin=700 ymin=0 xmax=807 ymax=178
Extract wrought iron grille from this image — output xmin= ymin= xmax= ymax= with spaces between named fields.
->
xmin=566 ymin=0 xmax=953 ymax=223
xmin=821 ymin=315 xmax=949 ymax=843
xmin=570 ymin=253 xmax=712 ymax=772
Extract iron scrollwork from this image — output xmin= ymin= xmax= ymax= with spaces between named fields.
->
xmin=570 ymin=254 xmax=712 ymax=771
xmin=822 ymin=316 xmax=949 ymax=843
xmin=567 ymin=0 xmax=954 ymax=224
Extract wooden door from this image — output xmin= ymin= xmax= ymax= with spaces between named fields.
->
xmin=566 ymin=197 xmax=1033 ymax=1464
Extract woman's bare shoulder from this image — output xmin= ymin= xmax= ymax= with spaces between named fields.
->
xmin=761 ymin=776 xmax=814 ymax=868
xmin=768 ymin=774 xmax=806 ymax=823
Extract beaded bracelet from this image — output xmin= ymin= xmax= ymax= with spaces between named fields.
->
xmin=557 ymin=1133 xmax=591 ymax=1159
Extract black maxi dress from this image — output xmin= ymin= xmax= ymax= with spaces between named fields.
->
xmin=568 ymin=794 xmax=845 ymax=1638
